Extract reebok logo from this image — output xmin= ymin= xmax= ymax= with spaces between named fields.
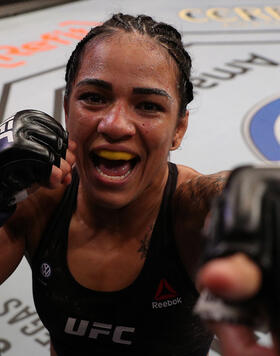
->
xmin=152 ymin=278 xmax=182 ymax=309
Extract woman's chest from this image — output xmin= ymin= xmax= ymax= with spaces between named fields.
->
xmin=67 ymin=234 xmax=147 ymax=292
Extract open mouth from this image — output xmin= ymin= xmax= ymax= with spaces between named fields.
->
xmin=91 ymin=150 xmax=139 ymax=180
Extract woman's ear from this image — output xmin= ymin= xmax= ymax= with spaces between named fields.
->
xmin=170 ymin=110 xmax=189 ymax=151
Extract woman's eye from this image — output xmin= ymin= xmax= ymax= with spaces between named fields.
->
xmin=137 ymin=102 xmax=163 ymax=112
xmin=79 ymin=92 xmax=106 ymax=104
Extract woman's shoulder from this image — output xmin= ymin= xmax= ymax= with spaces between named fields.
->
xmin=172 ymin=164 xmax=230 ymax=252
xmin=171 ymin=164 xmax=230 ymax=279
xmin=175 ymin=164 xmax=230 ymax=205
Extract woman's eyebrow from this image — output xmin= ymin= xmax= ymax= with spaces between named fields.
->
xmin=76 ymin=80 xmax=172 ymax=100
xmin=133 ymin=87 xmax=172 ymax=100
xmin=76 ymin=78 xmax=112 ymax=90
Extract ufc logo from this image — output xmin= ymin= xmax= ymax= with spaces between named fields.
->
xmin=64 ymin=317 xmax=135 ymax=345
xmin=0 ymin=118 xmax=14 ymax=143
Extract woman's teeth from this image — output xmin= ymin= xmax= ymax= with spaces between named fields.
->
xmin=96 ymin=166 xmax=132 ymax=180
xmin=93 ymin=150 xmax=137 ymax=180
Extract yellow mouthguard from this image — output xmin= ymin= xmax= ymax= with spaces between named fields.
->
xmin=97 ymin=150 xmax=136 ymax=161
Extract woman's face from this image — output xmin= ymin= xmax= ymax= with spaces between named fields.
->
xmin=65 ymin=32 xmax=188 ymax=208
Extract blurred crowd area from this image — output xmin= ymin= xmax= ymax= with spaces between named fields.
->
xmin=0 ymin=0 xmax=82 ymax=18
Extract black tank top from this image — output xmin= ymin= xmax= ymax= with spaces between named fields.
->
xmin=31 ymin=163 xmax=213 ymax=356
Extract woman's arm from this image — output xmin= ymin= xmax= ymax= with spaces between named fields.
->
xmin=173 ymin=168 xmax=229 ymax=279
xmin=50 ymin=342 xmax=58 ymax=356
xmin=0 ymin=193 xmax=38 ymax=284
xmin=195 ymin=166 xmax=280 ymax=356
xmin=0 ymin=221 xmax=25 ymax=283
xmin=0 ymin=139 xmax=76 ymax=283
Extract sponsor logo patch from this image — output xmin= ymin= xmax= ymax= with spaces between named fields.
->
xmin=40 ymin=263 xmax=52 ymax=278
xmin=152 ymin=278 xmax=182 ymax=309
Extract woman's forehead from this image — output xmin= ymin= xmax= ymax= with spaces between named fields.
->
xmin=77 ymin=32 xmax=178 ymax=87
xmin=86 ymin=31 xmax=164 ymax=54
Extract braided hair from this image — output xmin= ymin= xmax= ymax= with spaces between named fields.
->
xmin=65 ymin=13 xmax=193 ymax=118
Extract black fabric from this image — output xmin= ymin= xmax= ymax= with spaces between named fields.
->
xmin=31 ymin=163 xmax=213 ymax=355
xmin=0 ymin=203 xmax=16 ymax=226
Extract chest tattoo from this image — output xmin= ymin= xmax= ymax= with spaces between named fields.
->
xmin=137 ymin=224 xmax=154 ymax=259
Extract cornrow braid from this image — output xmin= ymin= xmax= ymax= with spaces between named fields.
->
xmin=65 ymin=13 xmax=193 ymax=118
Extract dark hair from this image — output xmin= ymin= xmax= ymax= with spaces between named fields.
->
xmin=65 ymin=13 xmax=193 ymax=118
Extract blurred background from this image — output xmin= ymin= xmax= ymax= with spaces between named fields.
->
xmin=0 ymin=0 xmax=279 ymax=354
xmin=0 ymin=0 xmax=80 ymax=18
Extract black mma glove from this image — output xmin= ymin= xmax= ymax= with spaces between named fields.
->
xmin=196 ymin=165 xmax=280 ymax=336
xmin=0 ymin=109 xmax=68 ymax=225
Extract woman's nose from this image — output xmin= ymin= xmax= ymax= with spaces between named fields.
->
xmin=97 ymin=104 xmax=136 ymax=142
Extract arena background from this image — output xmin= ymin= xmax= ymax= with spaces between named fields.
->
xmin=0 ymin=0 xmax=280 ymax=354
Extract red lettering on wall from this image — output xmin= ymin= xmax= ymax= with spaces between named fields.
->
xmin=0 ymin=20 xmax=102 ymax=69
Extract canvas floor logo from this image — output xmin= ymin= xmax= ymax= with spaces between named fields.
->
xmin=243 ymin=94 xmax=280 ymax=163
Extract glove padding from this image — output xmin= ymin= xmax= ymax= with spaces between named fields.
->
xmin=201 ymin=165 xmax=280 ymax=336
xmin=0 ymin=109 xmax=68 ymax=207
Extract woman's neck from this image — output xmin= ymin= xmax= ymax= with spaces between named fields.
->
xmin=74 ymin=167 xmax=169 ymax=240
